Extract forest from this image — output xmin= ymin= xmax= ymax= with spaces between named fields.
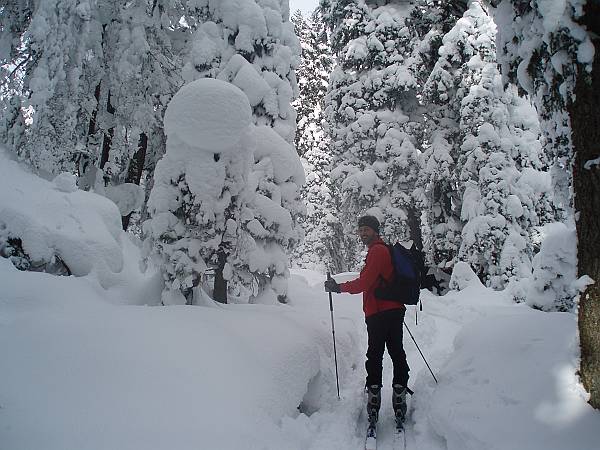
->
xmin=0 ymin=0 xmax=598 ymax=413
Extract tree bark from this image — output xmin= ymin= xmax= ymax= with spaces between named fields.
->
xmin=571 ymin=3 xmax=600 ymax=410
xmin=406 ymin=205 xmax=423 ymax=251
xmin=122 ymin=132 xmax=148 ymax=230
xmin=213 ymin=250 xmax=228 ymax=304
xmin=99 ymin=90 xmax=115 ymax=171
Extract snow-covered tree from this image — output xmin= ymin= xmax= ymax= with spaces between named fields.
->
xmin=165 ymin=1 xmax=305 ymax=302
xmin=321 ymin=0 xmax=424 ymax=269
xmin=418 ymin=1 xmax=555 ymax=289
xmin=2 ymin=0 xmax=104 ymax=175
xmin=289 ymin=8 xmax=339 ymax=271
xmin=492 ymin=0 xmax=599 ymax=409
xmin=291 ymin=9 xmax=333 ymax=158
xmin=143 ymin=78 xmax=254 ymax=305
xmin=0 ymin=1 xmax=186 ymax=230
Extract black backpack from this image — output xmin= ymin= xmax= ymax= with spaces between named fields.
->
xmin=374 ymin=242 xmax=424 ymax=305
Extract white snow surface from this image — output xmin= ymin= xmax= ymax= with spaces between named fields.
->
xmin=1 ymin=157 xmax=599 ymax=449
xmin=163 ymin=78 xmax=252 ymax=152
xmin=0 ymin=149 xmax=125 ymax=285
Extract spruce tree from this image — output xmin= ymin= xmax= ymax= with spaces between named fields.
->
xmin=493 ymin=0 xmax=600 ymax=409
xmin=321 ymin=0 xmax=423 ymax=269
xmin=178 ymin=1 xmax=304 ymax=302
xmin=290 ymin=8 xmax=338 ymax=271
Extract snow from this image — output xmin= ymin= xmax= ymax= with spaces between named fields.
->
xmin=1 ymin=156 xmax=599 ymax=450
xmin=163 ymin=77 xmax=252 ymax=152
xmin=0 ymin=148 xmax=125 ymax=285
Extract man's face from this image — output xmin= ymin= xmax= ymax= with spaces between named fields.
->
xmin=358 ymin=226 xmax=377 ymax=246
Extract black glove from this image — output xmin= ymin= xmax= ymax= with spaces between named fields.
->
xmin=324 ymin=278 xmax=341 ymax=293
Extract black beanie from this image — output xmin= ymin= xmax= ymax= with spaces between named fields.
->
xmin=358 ymin=215 xmax=380 ymax=234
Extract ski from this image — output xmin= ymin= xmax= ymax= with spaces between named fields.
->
xmin=365 ymin=421 xmax=377 ymax=450
xmin=393 ymin=421 xmax=407 ymax=450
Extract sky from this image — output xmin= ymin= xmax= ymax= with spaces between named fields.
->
xmin=289 ymin=0 xmax=320 ymax=15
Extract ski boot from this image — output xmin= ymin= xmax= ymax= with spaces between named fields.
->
xmin=366 ymin=385 xmax=381 ymax=425
xmin=392 ymin=384 xmax=408 ymax=427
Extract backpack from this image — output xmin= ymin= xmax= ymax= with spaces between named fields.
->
xmin=374 ymin=242 xmax=424 ymax=305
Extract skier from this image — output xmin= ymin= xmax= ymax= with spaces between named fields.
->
xmin=324 ymin=215 xmax=410 ymax=427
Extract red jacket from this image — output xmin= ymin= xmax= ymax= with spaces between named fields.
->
xmin=340 ymin=237 xmax=405 ymax=317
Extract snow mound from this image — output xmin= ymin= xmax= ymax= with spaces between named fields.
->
xmin=449 ymin=261 xmax=484 ymax=291
xmin=163 ymin=78 xmax=252 ymax=152
xmin=0 ymin=148 xmax=124 ymax=284
xmin=428 ymin=308 xmax=598 ymax=450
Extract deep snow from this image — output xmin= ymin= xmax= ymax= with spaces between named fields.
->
xmin=1 ymin=151 xmax=598 ymax=449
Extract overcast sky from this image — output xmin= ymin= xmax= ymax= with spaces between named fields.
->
xmin=289 ymin=0 xmax=320 ymax=15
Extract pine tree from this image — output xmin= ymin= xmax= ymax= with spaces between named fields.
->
xmin=492 ymin=0 xmax=599 ymax=409
xmin=143 ymin=78 xmax=254 ymax=305
xmin=418 ymin=1 xmax=554 ymax=289
xmin=321 ymin=0 xmax=424 ymax=269
xmin=176 ymin=0 xmax=304 ymax=302
xmin=290 ymin=8 xmax=338 ymax=271
xmin=3 ymin=0 xmax=104 ymax=175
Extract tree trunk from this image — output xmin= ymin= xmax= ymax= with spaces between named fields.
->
xmin=406 ymin=205 xmax=423 ymax=251
xmin=213 ymin=250 xmax=228 ymax=303
xmin=99 ymin=90 xmax=115 ymax=172
xmin=122 ymin=132 xmax=148 ymax=230
xmin=87 ymin=83 xmax=101 ymax=140
xmin=571 ymin=3 xmax=600 ymax=410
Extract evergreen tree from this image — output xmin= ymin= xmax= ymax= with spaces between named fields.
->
xmin=5 ymin=0 xmax=104 ymax=176
xmin=492 ymin=0 xmax=600 ymax=408
xmin=419 ymin=1 xmax=554 ymax=289
xmin=321 ymin=0 xmax=423 ymax=269
xmin=290 ymin=8 xmax=338 ymax=271
xmin=175 ymin=0 xmax=304 ymax=302
xmin=143 ymin=78 xmax=254 ymax=305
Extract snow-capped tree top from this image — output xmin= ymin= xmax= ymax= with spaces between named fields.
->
xmin=163 ymin=78 xmax=252 ymax=153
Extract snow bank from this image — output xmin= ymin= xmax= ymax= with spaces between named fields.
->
xmin=427 ymin=305 xmax=598 ymax=450
xmin=0 ymin=148 xmax=124 ymax=285
xmin=0 ymin=261 xmax=361 ymax=450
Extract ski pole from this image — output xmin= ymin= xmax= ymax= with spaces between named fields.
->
xmin=403 ymin=320 xmax=438 ymax=384
xmin=327 ymin=272 xmax=341 ymax=399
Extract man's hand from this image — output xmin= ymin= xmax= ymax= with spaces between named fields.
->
xmin=324 ymin=278 xmax=341 ymax=293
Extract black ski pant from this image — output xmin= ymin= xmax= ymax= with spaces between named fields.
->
xmin=365 ymin=308 xmax=410 ymax=388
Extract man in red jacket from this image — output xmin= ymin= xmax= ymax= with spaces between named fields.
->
xmin=324 ymin=215 xmax=409 ymax=426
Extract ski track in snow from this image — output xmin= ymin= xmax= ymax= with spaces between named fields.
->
xmin=280 ymin=290 xmax=457 ymax=450
xmin=285 ymin=287 xmax=503 ymax=450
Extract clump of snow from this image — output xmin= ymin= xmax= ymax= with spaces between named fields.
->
xmin=163 ymin=77 xmax=252 ymax=152
xmin=253 ymin=125 xmax=305 ymax=185
xmin=52 ymin=172 xmax=78 ymax=193
xmin=218 ymin=54 xmax=272 ymax=107
xmin=527 ymin=222 xmax=592 ymax=311
xmin=449 ymin=261 xmax=484 ymax=291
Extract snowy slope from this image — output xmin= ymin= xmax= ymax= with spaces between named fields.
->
xmin=1 ymin=151 xmax=599 ymax=449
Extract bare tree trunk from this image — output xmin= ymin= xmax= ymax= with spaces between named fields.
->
xmin=406 ymin=205 xmax=423 ymax=251
xmin=122 ymin=132 xmax=148 ymax=230
xmin=99 ymin=90 xmax=115 ymax=172
xmin=213 ymin=250 xmax=228 ymax=303
xmin=571 ymin=3 xmax=600 ymax=410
